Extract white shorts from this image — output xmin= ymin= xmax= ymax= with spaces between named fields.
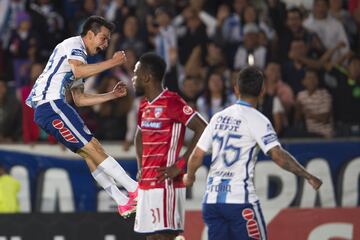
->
xmin=134 ymin=187 xmax=186 ymax=234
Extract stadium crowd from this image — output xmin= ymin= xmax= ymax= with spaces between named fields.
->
xmin=0 ymin=0 xmax=359 ymax=146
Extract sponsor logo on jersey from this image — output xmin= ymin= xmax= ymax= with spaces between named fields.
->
xmin=215 ymin=115 xmax=241 ymax=132
xmin=141 ymin=121 xmax=162 ymax=129
xmin=154 ymin=107 xmax=163 ymax=118
xmin=242 ymin=208 xmax=260 ymax=239
xmin=52 ymin=119 xmax=79 ymax=143
xmin=261 ymin=133 xmax=278 ymax=145
xmin=183 ymin=105 xmax=193 ymax=115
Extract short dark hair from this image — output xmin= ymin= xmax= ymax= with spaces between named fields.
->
xmin=314 ymin=0 xmax=329 ymax=5
xmin=81 ymin=16 xmax=115 ymax=37
xmin=287 ymin=7 xmax=303 ymax=19
xmin=139 ymin=53 xmax=166 ymax=82
xmin=237 ymin=66 xmax=264 ymax=97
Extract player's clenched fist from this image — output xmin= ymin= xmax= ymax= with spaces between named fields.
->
xmin=112 ymin=81 xmax=127 ymax=98
xmin=112 ymin=51 xmax=127 ymax=65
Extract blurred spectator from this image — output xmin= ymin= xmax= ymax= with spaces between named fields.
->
xmin=242 ymin=4 xmax=275 ymax=41
xmin=70 ymin=0 xmax=97 ymax=35
xmin=174 ymin=0 xmax=217 ymax=38
xmin=177 ymin=7 xmax=208 ymax=66
xmin=295 ymin=69 xmax=334 ymax=138
xmin=7 ymin=11 xmax=39 ymax=95
xmin=107 ymin=16 xmax=146 ymax=58
xmin=329 ymin=0 xmax=358 ymax=50
xmin=282 ymin=40 xmax=309 ymax=94
xmin=0 ymin=164 xmax=20 ymax=213
xmin=233 ymin=23 xmax=268 ymax=70
xmin=273 ymin=7 xmax=325 ymax=63
xmin=0 ymin=79 xmax=22 ymax=142
xmin=0 ymin=0 xmax=26 ymax=48
xmin=99 ymin=0 xmax=129 ymax=27
xmin=325 ymin=54 xmax=360 ymax=135
xmin=213 ymin=3 xmax=231 ymax=44
xmin=202 ymin=41 xmax=229 ymax=79
xmin=180 ymin=76 xmax=201 ymax=109
xmin=29 ymin=0 xmax=65 ymax=57
xmin=264 ymin=62 xmax=295 ymax=116
xmin=303 ymin=0 xmax=349 ymax=61
xmin=196 ymin=72 xmax=235 ymax=121
xmin=94 ymin=76 xmax=131 ymax=140
xmin=258 ymin=88 xmax=286 ymax=135
xmin=221 ymin=0 xmax=248 ymax=44
xmin=21 ymin=62 xmax=55 ymax=144
xmin=153 ymin=7 xmax=177 ymax=72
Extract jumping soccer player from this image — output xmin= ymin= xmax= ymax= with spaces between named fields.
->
xmin=26 ymin=16 xmax=138 ymax=217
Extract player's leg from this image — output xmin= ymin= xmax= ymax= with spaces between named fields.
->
xmin=79 ymin=137 xmax=138 ymax=193
xmin=202 ymin=203 xmax=230 ymax=240
xmin=34 ymin=100 xmax=137 ymax=216
xmin=227 ymin=203 xmax=267 ymax=240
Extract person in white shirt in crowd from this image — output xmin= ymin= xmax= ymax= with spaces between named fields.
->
xmin=234 ymin=23 xmax=268 ymax=70
xmin=303 ymin=0 xmax=349 ymax=61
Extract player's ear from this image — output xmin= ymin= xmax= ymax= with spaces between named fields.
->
xmin=233 ymin=83 xmax=240 ymax=98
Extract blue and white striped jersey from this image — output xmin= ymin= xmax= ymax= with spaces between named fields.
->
xmin=26 ymin=36 xmax=87 ymax=108
xmin=197 ymin=100 xmax=280 ymax=204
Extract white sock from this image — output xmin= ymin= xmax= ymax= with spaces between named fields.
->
xmin=99 ymin=156 xmax=138 ymax=193
xmin=92 ymin=168 xmax=128 ymax=206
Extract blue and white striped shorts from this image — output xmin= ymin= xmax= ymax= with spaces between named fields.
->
xmin=34 ymin=99 xmax=93 ymax=152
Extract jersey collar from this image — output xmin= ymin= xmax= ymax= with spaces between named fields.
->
xmin=148 ymin=88 xmax=167 ymax=105
xmin=236 ymin=99 xmax=252 ymax=107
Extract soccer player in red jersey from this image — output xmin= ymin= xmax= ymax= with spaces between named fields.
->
xmin=132 ymin=53 xmax=207 ymax=239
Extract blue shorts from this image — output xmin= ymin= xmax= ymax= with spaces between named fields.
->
xmin=202 ymin=201 xmax=267 ymax=240
xmin=34 ymin=99 xmax=93 ymax=152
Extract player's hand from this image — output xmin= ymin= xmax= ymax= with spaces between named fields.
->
xmin=112 ymin=51 xmax=127 ymax=65
xmin=307 ymin=175 xmax=322 ymax=190
xmin=156 ymin=165 xmax=181 ymax=182
xmin=183 ymin=173 xmax=195 ymax=187
xmin=112 ymin=81 xmax=127 ymax=98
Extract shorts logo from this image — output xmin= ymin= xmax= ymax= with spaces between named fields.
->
xmin=183 ymin=105 xmax=193 ymax=115
xmin=52 ymin=119 xmax=79 ymax=143
xmin=242 ymin=208 xmax=260 ymax=239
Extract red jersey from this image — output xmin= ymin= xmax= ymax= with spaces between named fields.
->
xmin=137 ymin=89 xmax=196 ymax=189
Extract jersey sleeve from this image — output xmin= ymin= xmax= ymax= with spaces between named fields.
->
xmin=196 ymin=121 xmax=213 ymax=152
xmin=168 ymin=95 xmax=196 ymax=125
xmin=248 ymin=113 xmax=280 ymax=154
xmin=65 ymin=40 xmax=87 ymax=63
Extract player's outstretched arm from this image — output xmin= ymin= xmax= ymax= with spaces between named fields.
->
xmin=268 ymin=146 xmax=322 ymax=190
xmin=183 ymin=146 xmax=206 ymax=187
xmin=69 ymin=51 xmax=126 ymax=79
xmin=71 ymin=81 xmax=127 ymax=107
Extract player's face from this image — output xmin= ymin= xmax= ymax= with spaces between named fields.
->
xmin=89 ymin=26 xmax=111 ymax=55
xmin=132 ymin=61 xmax=145 ymax=95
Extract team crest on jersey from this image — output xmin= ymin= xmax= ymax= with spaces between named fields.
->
xmin=154 ymin=107 xmax=163 ymax=118
xmin=183 ymin=105 xmax=193 ymax=115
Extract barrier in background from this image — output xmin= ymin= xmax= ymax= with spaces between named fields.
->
xmin=0 ymin=140 xmax=359 ymax=239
